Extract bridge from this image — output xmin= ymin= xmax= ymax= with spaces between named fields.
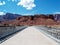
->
xmin=0 ymin=26 xmax=59 ymax=45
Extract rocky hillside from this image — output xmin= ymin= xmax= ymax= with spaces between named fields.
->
xmin=1 ymin=14 xmax=60 ymax=26
xmin=0 ymin=13 xmax=21 ymax=21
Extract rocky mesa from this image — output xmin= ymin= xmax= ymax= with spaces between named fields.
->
xmin=0 ymin=14 xmax=60 ymax=26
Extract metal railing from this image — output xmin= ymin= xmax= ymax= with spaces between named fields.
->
xmin=35 ymin=26 xmax=60 ymax=41
xmin=0 ymin=26 xmax=27 ymax=44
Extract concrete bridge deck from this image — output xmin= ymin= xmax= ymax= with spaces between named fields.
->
xmin=0 ymin=26 xmax=59 ymax=45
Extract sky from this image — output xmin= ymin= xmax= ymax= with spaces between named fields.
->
xmin=0 ymin=0 xmax=60 ymax=15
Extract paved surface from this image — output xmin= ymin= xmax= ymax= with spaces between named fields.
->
xmin=34 ymin=26 xmax=60 ymax=43
xmin=0 ymin=26 xmax=27 ymax=44
xmin=0 ymin=26 xmax=59 ymax=45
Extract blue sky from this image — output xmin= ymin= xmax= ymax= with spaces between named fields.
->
xmin=0 ymin=0 xmax=60 ymax=15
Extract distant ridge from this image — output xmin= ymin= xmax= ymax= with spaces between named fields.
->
xmin=0 ymin=13 xmax=21 ymax=21
xmin=0 ymin=13 xmax=60 ymax=26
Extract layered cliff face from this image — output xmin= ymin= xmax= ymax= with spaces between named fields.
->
xmin=16 ymin=15 xmax=57 ymax=26
xmin=1 ymin=14 xmax=60 ymax=26
xmin=54 ymin=14 xmax=60 ymax=22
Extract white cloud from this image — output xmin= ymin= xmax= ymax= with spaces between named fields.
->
xmin=0 ymin=12 xmax=5 ymax=15
xmin=17 ymin=0 xmax=36 ymax=10
xmin=54 ymin=12 xmax=60 ymax=14
xmin=0 ymin=1 xmax=5 ymax=5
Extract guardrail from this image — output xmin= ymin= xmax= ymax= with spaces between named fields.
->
xmin=34 ymin=26 xmax=60 ymax=43
xmin=0 ymin=26 xmax=27 ymax=44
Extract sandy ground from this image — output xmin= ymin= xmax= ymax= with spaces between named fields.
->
xmin=0 ymin=26 xmax=59 ymax=45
